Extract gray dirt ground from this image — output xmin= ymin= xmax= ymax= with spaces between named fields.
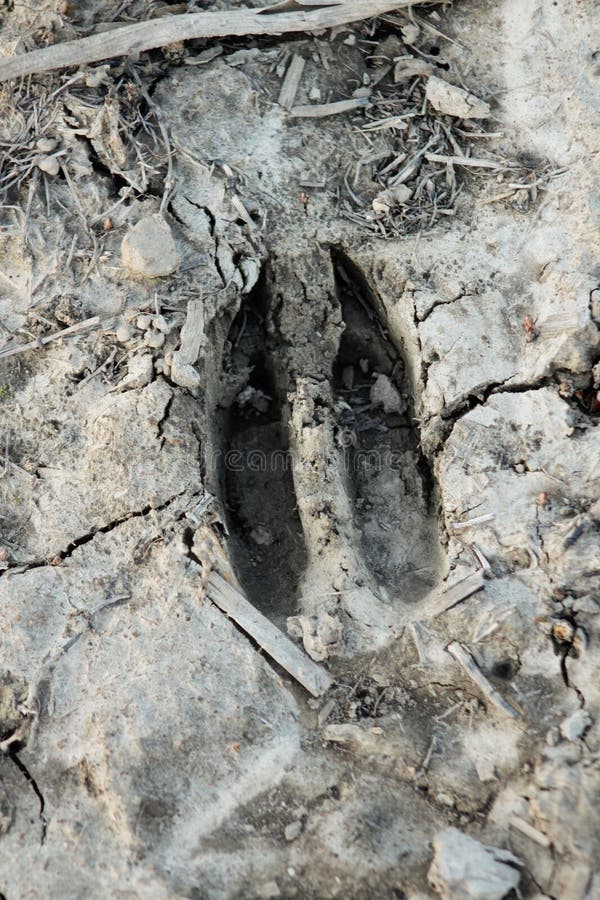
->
xmin=0 ymin=1 xmax=599 ymax=898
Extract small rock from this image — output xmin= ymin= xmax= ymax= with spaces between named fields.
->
xmin=250 ymin=527 xmax=273 ymax=547
xmin=37 ymin=155 xmax=60 ymax=176
xmin=114 ymin=353 xmax=153 ymax=392
xmin=284 ymin=820 xmax=302 ymax=842
xmin=36 ymin=137 xmax=57 ymax=152
xmin=144 ymin=330 xmax=166 ymax=350
xmin=391 ymin=184 xmax=412 ymax=204
xmin=475 ymin=758 xmax=496 ymax=783
xmin=136 ymin=314 xmax=153 ymax=331
xmin=428 ymin=828 xmax=521 ymax=900
xmin=560 ymin=709 xmax=592 ymax=742
xmin=370 ymin=373 xmax=407 ymax=415
xmin=115 ymin=323 xmax=132 ymax=343
xmin=121 ymin=214 xmax=180 ymax=277
xmin=425 ymin=75 xmax=490 ymax=119
xmin=152 ymin=315 xmax=169 ymax=333
xmin=309 ymin=87 xmax=322 ymax=102
xmin=170 ymin=362 xmax=200 ymax=392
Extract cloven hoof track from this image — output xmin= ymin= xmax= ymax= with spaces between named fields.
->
xmin=331 ymin=254 xmax=440 ymax=605
xmin=219 ymin=255 xmax=440 ymax=638
xmin=219 ymin=275 xmax=307 ymax=626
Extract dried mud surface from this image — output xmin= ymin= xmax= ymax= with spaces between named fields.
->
xmin=0 ymin=1 xmax=599 ymax=898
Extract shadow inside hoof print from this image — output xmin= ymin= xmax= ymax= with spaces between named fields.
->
xmin=1 ymin=2 xmax=598 ymax=896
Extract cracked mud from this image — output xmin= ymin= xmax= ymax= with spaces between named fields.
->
xmin=0 ymin=1 xmax=599 ymax=899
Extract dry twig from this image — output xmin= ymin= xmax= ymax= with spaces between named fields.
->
xmin=0 ymin=1 xmax=422 ymax=83
xmin=0 ymin=316 xmax=101 ymax=359
xmin=207 ymin=571 xmax=334 ymax=697
xmin=447 ymin=641 xmax=520 ymax=719
xmin=278 ymin=53 xmax=306 ymax=111
xmin=291 ymin=97 xmax=369 ymax=118
xmin=430 ymin=570 xmax=485 ymax=618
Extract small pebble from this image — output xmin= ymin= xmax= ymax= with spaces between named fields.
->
xmin=370 ymin=373 xmax=406 ymax=415
xmin=145 ymin=331 xmax=166 ymax=350
xmin=116 ymin=323 xmax=132 ymax=343
xmin=251 ymin=526 xmax=273 ymax=546
xmin=115 ymin=353 xmax=153 ymax=392
xmin=121 ymin=214 xmax=180 ymax=278
xmin=391 ymin=184 xmax=412 ymax=205
xmin=37 ymin=155 xmax=60 ymax=176
xmin=136 ymin=314 xmax=153 ymax=331
xmin=284 ymin=821 xmax=302 ymax=842
xmin=36 ymin=137 xmax=57 ymax=152
xmin=309 ymin=87 xmax=322 ymax=102
xmin=153 ymin=315 xmax=169 ymax=333
xmin=474 ymin=758 xmax=496 ymax=783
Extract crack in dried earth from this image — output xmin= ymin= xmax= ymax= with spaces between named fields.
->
xmin=0 ymin=1 xmax=599 ymax=898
